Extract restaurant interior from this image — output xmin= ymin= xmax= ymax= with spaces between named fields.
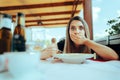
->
xmin=0 ymin=0 xmax=120 ymax=80
xmin=0 ymin=0 xmax=93 ymax=52
xmin=0 ymin=0 xmax=119 ymax=56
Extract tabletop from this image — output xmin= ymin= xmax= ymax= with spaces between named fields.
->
xmin=0 ymin=59 xmax=120 ymax=80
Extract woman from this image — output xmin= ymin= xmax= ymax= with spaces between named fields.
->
xmin=41 ymin=16 xmax=119 ymax=60
xmin=63 ymin=16 xmax=118 ymax=60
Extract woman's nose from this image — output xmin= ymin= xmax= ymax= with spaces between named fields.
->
xmin=74 ymin=29 xmax=80 ymax=34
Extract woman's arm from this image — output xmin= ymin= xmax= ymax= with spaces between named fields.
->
xmin=40 ymin=49 xmax=53 ymax=60
xmin=84 ymin=39 xmax=119 ymax=60
xmin=40 ymin=44 xmax=59 ymax=60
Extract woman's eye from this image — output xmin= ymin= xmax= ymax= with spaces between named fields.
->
xmin=71 ymin=26 xmax=76 ymax=30
xmin=79 ymin=26 xmax=84 ymax=30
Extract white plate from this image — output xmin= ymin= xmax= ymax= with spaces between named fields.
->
xmin=53 ymin=53 xmax=94 ymax=64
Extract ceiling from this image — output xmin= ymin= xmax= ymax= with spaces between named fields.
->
xmin=0 ymin=0 xmax=84 ymax=28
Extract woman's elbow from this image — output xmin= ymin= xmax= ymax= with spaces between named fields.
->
xmin=112 ymin=54 xmax=119 ymax=60
xmin=108 ymin=52 xmax=119 ymax=60
xmin=103 ymin=52 xmax=119 ymax=60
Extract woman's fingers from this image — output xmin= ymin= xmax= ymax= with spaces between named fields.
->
xmin=70 ymin=33 xmax=87 ymax=45
xmin=52 ymin=58 xmax=63 ymax=63
xmin=71 ymin=33 xmax=85 ymax=41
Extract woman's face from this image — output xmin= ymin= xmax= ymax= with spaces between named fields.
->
xmin=69 ymin=20 xmax=85 ymax=45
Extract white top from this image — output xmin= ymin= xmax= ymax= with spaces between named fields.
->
xmin=0 ymin=60 xmax=120 ymax=80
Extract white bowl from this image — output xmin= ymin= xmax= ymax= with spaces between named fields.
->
xmin=53 ymin=53 xmax=94 ymax=64
xmin=5 ymin=52 xmax=40 ymax=77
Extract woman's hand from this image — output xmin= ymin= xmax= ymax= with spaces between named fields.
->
xmin=70 ymin=33 xmax=87 ymax=45
xmin=40 ymin=49 xmax=52 ymax=60
xmin=40 ymin=47 xmax=59 ymax=60
xmin=52 ymin=57 xmax=63 ymax=63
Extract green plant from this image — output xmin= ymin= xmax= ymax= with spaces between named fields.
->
xmin=105 ymin=16 xmax=120 ymax=35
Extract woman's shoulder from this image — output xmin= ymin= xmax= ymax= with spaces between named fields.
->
xmin=57 ymin=38 xmax=65 ymax=51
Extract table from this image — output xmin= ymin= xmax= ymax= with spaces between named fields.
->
xmin=0 ymin=60 xmax=120 ymax=80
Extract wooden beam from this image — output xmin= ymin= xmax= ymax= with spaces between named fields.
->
xmin=71 ymin=0 xmax=80 ymax=17
xmin=26 ymin=17 xmax=70 ymax=23
xmin=83 ymin=0 xmax=93 ymax=40
xmin=12 ymin=10 xmax=80 ymax=18
xmin=26 ymin=22 xmax=68 ymax=27
xmin=0 ymin=1 xmax=82 ymax=11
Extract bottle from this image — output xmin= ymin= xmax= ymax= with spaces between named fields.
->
xmin=14 ymin=12 xmax=25 ymax=38
xmin=12 ymin=12 xmax=26 ymax=52
xmin=0 ymin=13 xmax=12 ymax=54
